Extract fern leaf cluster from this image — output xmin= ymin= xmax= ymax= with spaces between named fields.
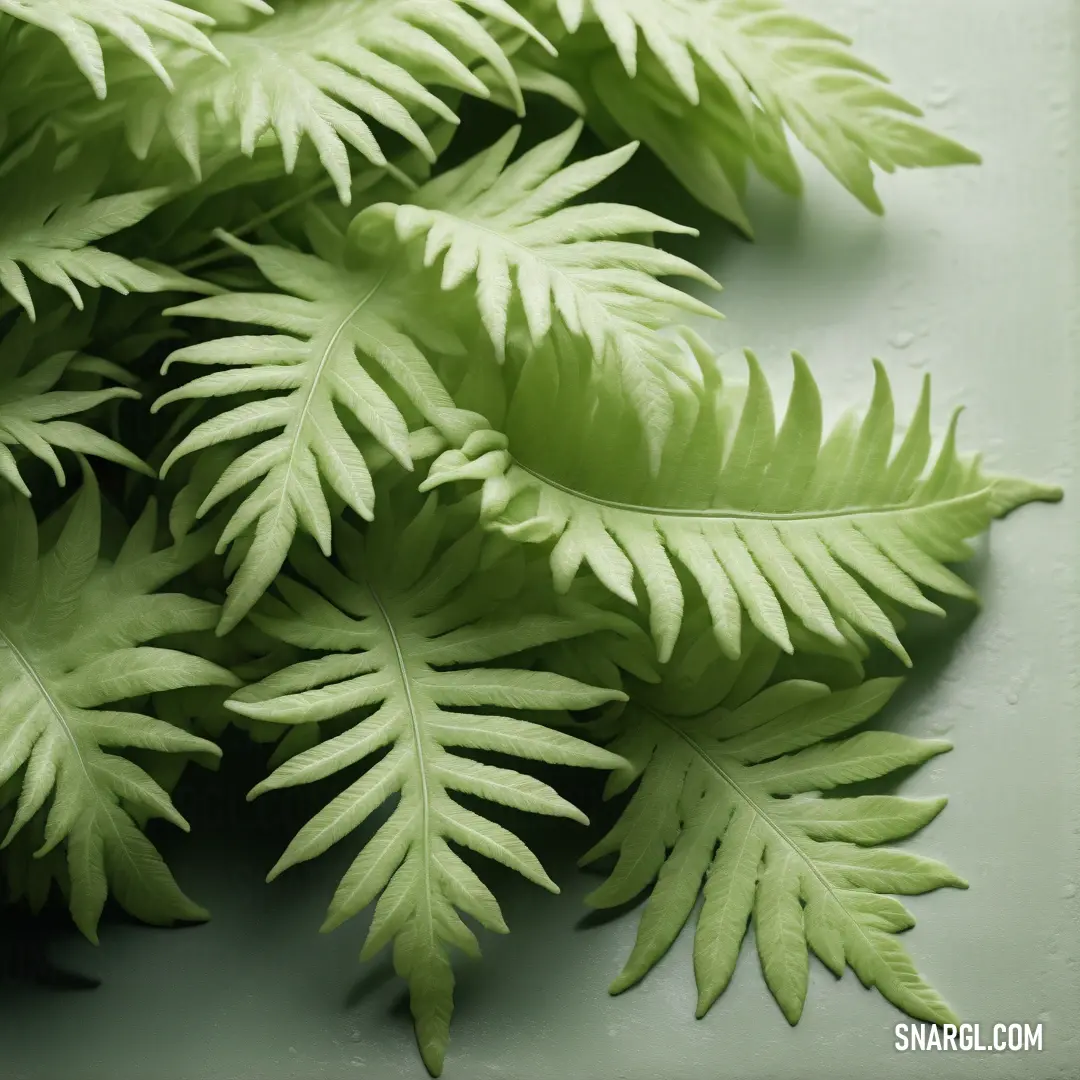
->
xmin=515 ymin=0 xmax=981 ymax=230
xmin=0 ymin=0 xmax=229 ymax=97
xmin=0 ymin=1 xmax=1063 ymax=1076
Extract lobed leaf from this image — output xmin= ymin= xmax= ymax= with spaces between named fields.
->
xmin=156 ymin=228 xmax=485 ymax=633
xmin=0 ymin=308 xmax=153 ymax=494
xmin=118 ymin=0 xmax=552 ymax=203
xmin=230 ymin=483 xmax=624 ymax=1076
xmin=581 ymin=625 xmax=965 ymax=1025
xmin=524 ymin=0 xmax=979 ymax=226
xmin=0 ymin=0 xmax=241 ymax=97
xmin=0 ymin=465 xmax=236 ymax=940
xmin=0 ymin=137 xmax=182 ymax=320
xmin=350 ymin=122 xmax=721 ymax=462
xmin=427 ymin=342 xmax=1062 ymax=664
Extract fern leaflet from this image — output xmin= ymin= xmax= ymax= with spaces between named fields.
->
xmin=227 ymin=485 xmax=624 ymax=1076
xmin=582 ymin=619 xmax=965 ymax=1024
xmin=0 ymin=305 xmax=157 ymax=494
xmin=427 ymin=343 xmax=1062 ymax=664
xmin=350 ymin=121 xmax=720 ymax=459
xmin=155 ymin=224 xmax=485 ymax=633
xmin=0 ymin=0 xmax=245 ymax=97
xmin=535 ymin=0 xmax=979 ymax=223
xmin=0 ymin=465 xmax=238 ymax=941
xmin=0 ymin=137 xmax=180 ymax=320
xmin=117 ymin=0 xmax=551 ymax=203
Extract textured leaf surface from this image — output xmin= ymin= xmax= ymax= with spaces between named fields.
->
xmin=120 ymin=0 xmax=549 ymax=202
xmin=0 ymin=309 xmax=153 ymax=494
xmin=156 ymin=229 xmax=483 ymax=633
xmin=0 ymin=0 xmax=234 ymax=97
xmin=0 ymin=138 xmax=176 ymax=320
xmin=0 ymin=467 xmax=237 ymax=940
xmin=532 ymin=0 xmax=979 ymax=224
xmin=228 ymin=485 xmax=624 ymax=1075
xmin=428 ymin=343 xmax=1062 ymax=664
xmin=0 ymin=5 xmax=1063 ymax=1076
xmin=350 ymin=122 xmax=720 ymax=457
xmin=581 ymin=622 xmax=965 ymax=1025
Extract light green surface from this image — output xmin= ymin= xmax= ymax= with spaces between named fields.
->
xmin=4 ymin=2 xmax=1078 ymax=1078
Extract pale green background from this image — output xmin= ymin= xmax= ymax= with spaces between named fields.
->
xmin=3 ymin=1 xmax=1078 ymax=1078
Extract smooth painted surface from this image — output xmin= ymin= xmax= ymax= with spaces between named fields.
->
xmin=3 ymin=2 xmax=1077 ymax=1078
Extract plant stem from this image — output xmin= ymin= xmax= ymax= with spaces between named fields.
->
xmin=176 ymin=177 xmax=336 ymax=273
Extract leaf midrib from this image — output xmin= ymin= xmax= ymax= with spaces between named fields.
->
xmin=512 ymin=457 xmax=988 ymax=522
xmin=0 ymin=623 xmax=141 ymax=900
xmin=648 ymin=706 xmax=908 ymax=995
xmin=366 ymin=582 xmax=437 ymax=950
xmin=0 ymin=624 xmax=92 ymax=789
xmin=267 ymin=272 xmax=388 ymax=529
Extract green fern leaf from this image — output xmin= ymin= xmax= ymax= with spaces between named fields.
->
xmin=426 ymin=343 xmax=1062 ymax=664
xmin=471 ymin=26 xmax=588 ymax=117
xmin=539 ymin=0 xmax=980 ymax=222
xmin=119 ymin=0 xmax=551 ymax=203
xmin=0 ymin=0 xmax=248 ymax=97
xmin=227 ymin=485 xmax=624 ymax=1076
xmin=0 ymin=464 xmax=238 ymax=941
xmin=349 ymin=122 xmax=720 ymax=459
xmin=581 ymin=621 xmax=965 ymax=1025
xmin=0 ymin=797 xmax=72 ymax=914
xmin=0 ymin=137 xmax=181 ymax=320
xmin=155 ymin=225 xmax=485 ymax=633
xmin=0 ymin=308 xmax=154 ymax=494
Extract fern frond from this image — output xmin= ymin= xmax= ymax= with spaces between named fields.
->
xmin=426 ymin=343 xmax=1062 ymax=664
xmin=0 ymin=137 xmax=180 ymax=320
xmin=117 ymin=0 xmax=551 ymax=204
xmin=535 ymin=0 xmax=979 ymax=223
xmin=350 ymin=122 xmax=721 ymax=459
xmin=155 ymin=225 xmax=484 ymax=633
xmin=0 ymin=464 xmax=238 ymax=941
xmin=0 ymin=307 xmax=153 ymax=494
xmin=0 ymin=0 xmax=245 ymax=97
xmin=227 ymin=485 xmax=624 ymax=1076
xmin=581 ymin=620 xmax=965 ymax=1024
